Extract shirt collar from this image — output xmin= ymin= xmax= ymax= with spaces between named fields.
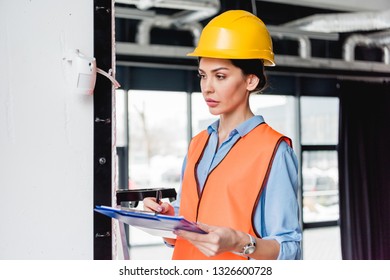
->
xmin=207 ymin=115 xmax=265 ymax=137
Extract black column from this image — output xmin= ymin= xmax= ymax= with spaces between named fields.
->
xmin=93 ymin=0 xmax=113 ymax=260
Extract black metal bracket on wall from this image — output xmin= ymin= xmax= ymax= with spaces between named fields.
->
xmin=94 ymin=0 xmax=113 ymax=260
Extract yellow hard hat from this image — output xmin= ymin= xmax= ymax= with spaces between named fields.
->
xmin=187 ymin=10 xmax=275 ymax=66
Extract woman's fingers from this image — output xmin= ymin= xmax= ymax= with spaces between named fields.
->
xmin=142 ymin=198 xmax=174 ymax=215
xmin=196 ymin=223 xmax=212 ymax=233
xmin=175 ymin=224 xmax=242 ymax=257
xmin=142 ymin=197 xmax=161 ymax=212
xmin=175 ymin=228 xmax=220 ymax=257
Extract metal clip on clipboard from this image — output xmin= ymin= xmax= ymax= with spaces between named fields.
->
xmin=116 ymin=188 xmax=177 ymax=208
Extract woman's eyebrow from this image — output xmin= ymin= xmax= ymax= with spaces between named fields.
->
xmin=198 ymin=67 xmax=229 ymax=73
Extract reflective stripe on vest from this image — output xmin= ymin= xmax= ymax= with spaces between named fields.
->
xmin=172 ymin=122 xmax=292 ymax=260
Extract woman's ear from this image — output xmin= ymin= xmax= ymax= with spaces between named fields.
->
xmin=246 ymin=74 xmax=260 ymax=91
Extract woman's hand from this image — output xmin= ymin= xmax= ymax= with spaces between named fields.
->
xmin=142 ymin=197 xmax=175 ymax=216
xmin=143 ymin=197 xmax=176 ymax=246
xmin=174 ymin=224 xmax=280 ymax=259
xmin=174 ymin=223 xmax=247 ymax=257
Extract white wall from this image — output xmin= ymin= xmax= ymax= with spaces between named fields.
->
xmin=0 ymin=0 xmax=95 ymax=259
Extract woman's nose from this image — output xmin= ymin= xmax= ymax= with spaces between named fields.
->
xmin=202 ymin=78 xmax=214 ymax=94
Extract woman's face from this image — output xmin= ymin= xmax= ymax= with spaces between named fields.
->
xmin=198 ymin=57 xmax=254 ymax=116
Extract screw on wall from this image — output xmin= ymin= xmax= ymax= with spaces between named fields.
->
xmin=95 ymin=117 xmax=111 ymax=124
xmin=99 ymin=157 xmax=106 ymax=165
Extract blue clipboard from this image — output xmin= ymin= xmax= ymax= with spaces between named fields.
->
xmin=95 ymin=205 xmax=206 ymax=238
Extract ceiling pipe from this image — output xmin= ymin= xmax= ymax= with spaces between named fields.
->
xmin=115 ymin=7 xmax=156 ymax=20
xmin=116 ymin=0 xmax=341 ymax=51
xmin=115 ymin=0 xmax=220 ymax=23
xmin=272 ymin=33 xmax=311 ymax=59
xmin=283 ymin=9 xmax=390 ymax=33
xmin=179 ymin=22 xmax=204 ymax=46
xmin=136 ymin=16 xmax=204 ymax=46
xmin=343 ymin=30 xmax=390 ymax=64
xmin=384 ymin=47 xmax=390 ymax=65
xmin=118 ymin=0 xmax=220 ymax=46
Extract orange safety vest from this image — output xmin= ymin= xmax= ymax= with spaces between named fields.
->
xmin=172 ymin=122 xmax=292 ymax=260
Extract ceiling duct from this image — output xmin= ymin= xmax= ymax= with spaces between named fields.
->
xmin=271 ymin=32 xmax=311 ymax=59
xmin=115 ymin=0 xmax=220 ymax=46
xmin=343 ymin=30 xmax=390 ymax=64
xmin=283 ymin=9 xmax=390 ymax=33
xmin=136 ymin=15 xmax=204 ymax=46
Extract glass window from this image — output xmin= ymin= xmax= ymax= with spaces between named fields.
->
xmin=250 ymin=94 xmax=297 ymax=145
xmin=127 ymin=90 xmax=188 ymax=251
xmin=302 ymin=151 xmax=339 ymax=223
xmin=191 ymin=93 xmax=297 ymax=145
xmin=301 ymin=96 xmax=340 ymax=224
xmin=301 ymin=97 xmax=339 ymax=145
xmin=128 ymin=90 xmax=187 ymax=192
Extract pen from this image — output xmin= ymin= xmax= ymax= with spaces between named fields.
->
xmin=155 ymin=189 xmax=162 ymax=215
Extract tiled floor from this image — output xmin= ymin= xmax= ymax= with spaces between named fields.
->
xmin=127 ymin=226 xmax=342 ymax=260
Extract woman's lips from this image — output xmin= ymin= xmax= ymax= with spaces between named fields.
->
xmin=205 ymin=98 xmax=219 ymax=107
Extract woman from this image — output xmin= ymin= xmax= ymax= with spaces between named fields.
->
xmin=143 ymin=10 xmax=302 ymax=260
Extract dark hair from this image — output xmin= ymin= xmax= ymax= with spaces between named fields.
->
xmin=230 ymin=59 xmax=268 ymax=93
xmin=198 ymin=57 xmax=268 ymax=93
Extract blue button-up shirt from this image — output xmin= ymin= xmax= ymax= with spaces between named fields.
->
xmin=173 ymin=115 xmax=302 ymax=260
